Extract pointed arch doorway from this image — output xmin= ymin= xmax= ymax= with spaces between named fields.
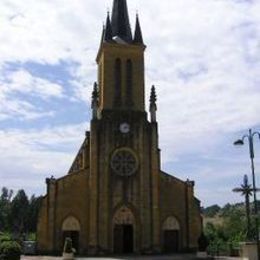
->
xmin=113 ymin=206 xmax=135 ymax=254
xmin=62 ymin=216 xmax=80 ymax=253
xmin=163 ymin=216 xmax=180 ymax=253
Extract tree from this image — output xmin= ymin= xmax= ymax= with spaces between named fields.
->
xmin=203 ymin=205 xmax=221 ymax=217
xmin=27 ymin=195 xmax=42 ymax=232
xmin=10 ymin=190 xmax=29 ymax=234
xmin=204 ymin=205 xmax=247 ymax=256
xmin=0 ymin=188 xmax=13 ymax=231
xmin=223 ymin=207 xmax=247 ymax=246
xmin=0 ymin=187 xmax=42 ymax=237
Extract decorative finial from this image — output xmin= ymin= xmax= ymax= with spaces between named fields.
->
xmin=150 ymin=85 xmax=157 ymax=104
xmin=91 ymin=82 xmax=99 ymax=119
xmin=149 ymin=85 xmax=157 ymax=123
xmin=133 ymin=13 xmax=144 ymax=44
xmin=104 ymin=12 xmax=113 ymax=42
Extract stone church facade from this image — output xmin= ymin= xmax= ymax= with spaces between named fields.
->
xmin=37 ymin=0 xmax=202 ymax=255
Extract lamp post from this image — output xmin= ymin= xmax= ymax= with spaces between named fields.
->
xmin=234 ymin=129 xmax=260 ymax=260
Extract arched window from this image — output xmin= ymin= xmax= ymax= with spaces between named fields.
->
xmin=126 ymin=59 xmax=133 ymax=107
xmin=114 ymin=58 xmax=122 ymax=107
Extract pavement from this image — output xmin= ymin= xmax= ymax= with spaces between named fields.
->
xmin=21 ymin=255 xmax=241 ymax=260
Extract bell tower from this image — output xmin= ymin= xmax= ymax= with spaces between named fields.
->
xmin=88 ymin=0 xmax=161 ymax=254
xmin=96 ymin=0 xmax=145 ymax=112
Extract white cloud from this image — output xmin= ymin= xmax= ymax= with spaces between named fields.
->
xmin=2 ymin=69 xmax=63 ymax=98
xmin=0 ymin=68 xmax=64 ymax=120
xmin=0 ymin=0 xmax=260 ymax=205
xmin=0 ymin=123 xmax=87 ymax=195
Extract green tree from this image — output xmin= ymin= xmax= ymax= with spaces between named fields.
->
xmin=10 ymin=190 xmax=29 ymax=234
xmin=204 ymin=205 xmax=247 ymax=255
xmin=223 ymin=206 xmax=247 ymax=245
xmin=27 ymin=195 xmax=42 ymax=233
xmin=203 ymin=204 xmax=221 ymax=217
xmin=0 ymin=188 xmax=13 ymax=231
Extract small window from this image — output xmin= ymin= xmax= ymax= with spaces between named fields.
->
xmin=126 ymin=59 xmax=133 ymax=107
xmin=114 ymin=58 xmax=122 ymax=106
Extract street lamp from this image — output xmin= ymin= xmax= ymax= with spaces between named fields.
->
xmin=234 ymin=129 xmax=260 ymax=260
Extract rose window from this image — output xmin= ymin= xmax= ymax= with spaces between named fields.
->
xmin=111 ymin=149 xmax=138 ymax=176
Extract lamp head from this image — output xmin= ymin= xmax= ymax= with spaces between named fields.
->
xmin=234 ymin=139 xmax=244 ymax=146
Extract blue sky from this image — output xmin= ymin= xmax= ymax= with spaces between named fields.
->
xmin=0 ymin=0 xmax=260 ymax=207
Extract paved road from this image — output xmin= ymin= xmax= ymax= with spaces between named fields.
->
xmin=21 ymin=255 xmax=240 ymax=260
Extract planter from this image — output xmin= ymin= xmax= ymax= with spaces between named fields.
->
xmin=196 ymin=251 xmax=208 ymax=258
xmin=62 ymin=252 xmax=74 ymax=260
xmin=240 ymin=242 xmax=257 ymax=260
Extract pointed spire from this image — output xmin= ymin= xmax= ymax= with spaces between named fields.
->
xmin=91 ymin=82 xmax=99 ymax=119
xmin=100 ymin=24 xmax=105 ymax=45
xmin=104 ymin=12 xmax=113 ymax=42
xmin=150 ymin=85 xmax=157 ymax=123
xmin=111 ymin=0 xmax=132 ymax=43
xmin=150 ymin=85 xmax=157 ymax=104
xmin=92 ymin=82 xmax=99 ymax=103
xmin=133 ymin=14 xmax=144 ymax=44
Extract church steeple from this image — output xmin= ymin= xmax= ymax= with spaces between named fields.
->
xmin=133 ymin=14 xmax=144 ymax=45
xmin=96 ymin=0 xmax=146 ymax=112
xmin=111 ymin=0 xmax=132 ymax=43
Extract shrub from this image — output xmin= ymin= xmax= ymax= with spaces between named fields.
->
xmin=27 ymin=233 xmax=36 ymax=241
xmin=198 ymin=232 xmax=209 ymax=251
xmin=0 ymin=234 xmax=11 ymax=243
xmin=0 ymin=240 xmax=22 ymax=260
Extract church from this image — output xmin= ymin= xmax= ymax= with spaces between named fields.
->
xmin=37 ymin=0 xmax=202 ymax=255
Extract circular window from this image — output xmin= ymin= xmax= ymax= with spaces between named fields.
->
xmin=111 ymin=148 xmax=138 ymax=176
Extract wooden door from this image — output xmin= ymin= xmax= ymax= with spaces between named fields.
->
xmin=164 ymin=230 xmax=179 ymax=253
xmin=113 ymin=224 xmax=134 ymax=254
xmin=123 ymin=225 xmax=133 ymax=253
xmin=114 ymin=225 xmax=124 ymax=254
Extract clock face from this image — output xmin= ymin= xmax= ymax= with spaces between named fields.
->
xmin=111 ymin=148 xmax=138 ymax=177
xmin=119 ymin=123 xmax=130 ymax=133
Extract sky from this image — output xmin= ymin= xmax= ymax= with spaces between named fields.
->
xmin=0 ymin=0 xmax=260 ymax=207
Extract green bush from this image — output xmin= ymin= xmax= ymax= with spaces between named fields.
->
xmin=0 ymin=233 xmax=11 ymax=243
xmin=27 ymin=233 xmax=36 ymax=241
xmin=0 ymin=240 xmax=22 ymax=260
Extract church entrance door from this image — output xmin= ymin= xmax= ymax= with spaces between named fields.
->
xmin=162 ymin=216 xmax=181 ymax=253
xmin=62 ymin=231 xmax=79 ymax=253
xmin=61 ymin=216 xmax=80 ymax=254
xmin=113 ymin=224 xmax=134 ymax=254
xmin=164 ymin=230 xmax=179 ymax=253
